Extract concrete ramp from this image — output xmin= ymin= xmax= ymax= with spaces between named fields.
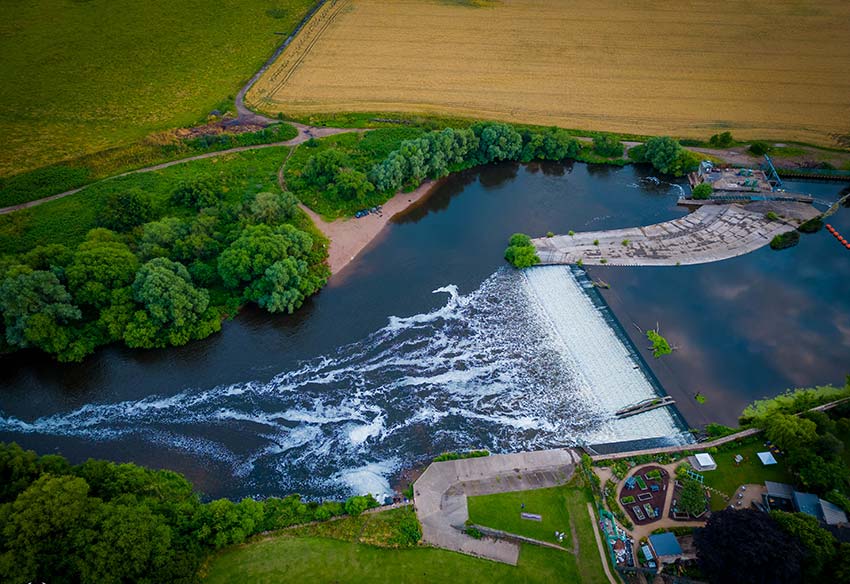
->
xmin=414 ymin=449 xmax=579 ymax=564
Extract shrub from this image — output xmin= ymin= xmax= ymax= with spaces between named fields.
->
xmin=504 ymin=233 xmax=540 ymax=268
xmin=646 ymin=330 xmax=672 ymax=358
xmin=766 ymin=211 xmax=779 ymax=221
xmin=433 ymin=450 xmax=489 ymax=462
xmin=592 ymin=134 xmax=624 ymax=158
xmin=97 ymin=189 xmax=153 ymax=232
xmin=749 ymin=141 xmax=771 ymax=156
xmin=643 ymin=136 xmax=682 ymax=175
xmin=709 ymin=132 xmax=734 ymax=148
xmin=798 ymin=216 xmax=823 ymax=233
xmin=593 ymin=239 xmax=599 ymax=246
xmin=546 ymin=231 xmax=554 ymax=238
xmin=770 ymin=230 xmax=800 ymax=250
xmin=172 ymin=177 xmax=222 ymax=209
xmin=691 ymin=182 xmax=713 ymax=199
xmin=344 ymin=495 xmax=378 ymax=516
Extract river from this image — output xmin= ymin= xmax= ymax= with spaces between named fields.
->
xmin=1 ymin=161 xmax=847 ymax=499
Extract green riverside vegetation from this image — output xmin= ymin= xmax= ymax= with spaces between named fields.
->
xmin=504 ymin=233 xmax=541 ymax=268
xmin=0 ymin=148 xmax=329 ymax=362
xmin=0 ymin=124 xmax=299 ymax=208
xmin=0 ymin=441 xmax=379 ymax=584
xmin=0 ymin=0 xmax=316 ymax=176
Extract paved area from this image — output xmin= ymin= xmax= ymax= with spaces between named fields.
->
xmin=533 ymin=202 xmax=819 ymax=266
xmin=414 ymin=449 xmax=579 ymax=565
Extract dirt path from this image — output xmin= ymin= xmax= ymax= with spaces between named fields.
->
xmin=0 ymin=123 xmax=355 ymax=215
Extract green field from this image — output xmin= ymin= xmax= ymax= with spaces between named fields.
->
xmin=468 ymin=485 xmax=575 ymax=545
xmin=0 ymin=147 xmax=291 ymax=255
xmin=0 ymin=0 xmax=315 ymax=176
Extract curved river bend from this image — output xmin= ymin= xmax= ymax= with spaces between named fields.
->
xmin=1 ymin=161 xmax=848 ymax=499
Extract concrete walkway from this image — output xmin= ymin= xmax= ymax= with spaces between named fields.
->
xmin=533 ymin=202 xmax=819 ymax=267
xmin=414 ymin=449 xmax=579 ymax=565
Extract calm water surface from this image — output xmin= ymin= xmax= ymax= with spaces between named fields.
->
xmin=1 ymin=162 xmax=847 ymax=498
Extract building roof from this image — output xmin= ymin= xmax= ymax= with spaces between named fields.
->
xmin=757 ymin=451 xmax=777 ymax=465
xmin=695 ymin=453 xmax=716 ymax=467
xmin=649 ymin=532 xmax=683 ymax=557
xmin=793 ymin=492 xmax=822 ymax=519
xmin=820 ymin=500 xmax=848 ymax=526
xmin=765 ymin=481 xmax=795 ymax=499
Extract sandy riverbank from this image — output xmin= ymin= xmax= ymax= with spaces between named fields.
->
xmin=299 ymin=179 xmax=441 ymax=276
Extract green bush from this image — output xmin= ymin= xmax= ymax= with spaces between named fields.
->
xmin=798 ymin=216 xmax=824 ymax=233
xmin=709 ymin=132 xmax=734 ymax=148
xmin=766 ymin=211 xmax=780 ymax=221
xmin=749 ymin=141 xmax=771 ymax=156
xmin=433 ymin=450 xmax=489 ymax=462
xmin=592 ymin=134 xmax=625 ymax=158
xmin=646 ymin=330 xmax=672 ymax=358
xmin=692 ymin=182 xmax=713 ymax=199
xmin=770 ymin=230 xmax=800 ymax=250
xmin=504 ymin=233 xmax=540 ymax=268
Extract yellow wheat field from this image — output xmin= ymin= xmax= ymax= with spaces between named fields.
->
xmin=247 ymin=0 xmax=850 ymax=146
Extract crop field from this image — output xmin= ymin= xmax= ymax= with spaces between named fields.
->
xmin=248 ymin=0 xmax=850 ymax=146
xmin=0 ymin=0 xmax=315 ymax=176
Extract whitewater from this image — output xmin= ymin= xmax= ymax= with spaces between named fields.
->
xmin=0 ymin=265 xmax=690 ymax=498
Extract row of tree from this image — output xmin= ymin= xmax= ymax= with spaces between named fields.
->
xmin=0 ymin=179 xmax=329 ymax=361
xmin=0 ymin=442 xmax=379 ymax=584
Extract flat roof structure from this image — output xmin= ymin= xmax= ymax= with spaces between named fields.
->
xmin=649 ymin=532 xmax=683 ymax=559
xmin=691 ymin=452 xmax=717 ymax=471
xmin=793 ymin=492 xmax=822 ymax=519
xmin=765 ymin=481 xmax=795 ymax=499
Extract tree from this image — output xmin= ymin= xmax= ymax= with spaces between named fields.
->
xmin=473 ymin=122 xmax=523 ymax=164
xmin=695 ymin=509 xmax=804 ymax=584
xmin=243 ymin=191 xmax=298 ymax=225
xmin=643 ymin=136 xmax=683 ymax=175
xmin=709 ymin=132 xmax=734 ymax=148
xmin=764 ymin=412 xmax=818 ymax=451
xmin=217 ymin=224 xmax=312 ymax=288
xmin=770 ymin=511 xmax=836 ymax=579
xmin=97 ymin=189 xmax=153 ymax=232
xmin=592 ymin=134 xmax=624 ymax=157
xmin=66 ymin=234 xmax=139 ymax=307
xmin=749 ymin=141 xmax=771 ymax=156
xmin=692 ymin=182 xmax=713 ymax=199
xmin=678 ymin=479 xmax=706 ymax=516
xmin=0 ymin=442 xmax=41 ymax=502
xmin=172 ymin=177 xmax=222 ymax=209
xmin=344 ymin=495 xmax=377 ymax=516
xmin=795 ymin=454 xmax=849 ymax=493
xmin=123 ymin=258 xmax=219 ymax=349
xmin=0 ymin=475 xmax=95 ymax=583
xmin=138 ymin=217 xmax=189 ymax=260
xmin=504 ymin=233 xmax=540 ymax=268
xmin=302 ymin=149 xmax=351 ymax=188
xmin=0 ymin=268 xmax=81 ymax=355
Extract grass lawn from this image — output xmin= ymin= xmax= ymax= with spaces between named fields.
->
xmin=204 ymin=536 xmax=580 ymax=584
xmin=204 ymin=488 xmax=610 ymax=584
xmin=0 ymin=147 xmax=291 ymax=255
xmin=468 ymin=485 xmax=608 ymax=584
xmin=0 ymin=0 xmax=316 ymax=176
xmin=467 ymin=485 xmax=573 ymax=545
xmin=701 ymin=439 xmax=795 ymax=510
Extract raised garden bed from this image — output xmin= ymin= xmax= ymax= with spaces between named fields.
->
xmin=638 ymin=493 xmax=653 ymax=502
xmin=635 ymin=476 xmax=648 ymax=490
xmin=621 ymin=496 xmax=636 ymax=505
xmin=645 ymin=469 xmax=662 ymax=480
xmin=619 ymin=465 xmax=670 ymax=526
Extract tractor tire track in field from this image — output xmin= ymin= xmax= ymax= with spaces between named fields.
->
xmin=0 ymin=124 xmax=357 ymax=215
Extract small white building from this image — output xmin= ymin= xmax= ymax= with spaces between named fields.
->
xmin=689 ymin=452 xmax=717 ymax=472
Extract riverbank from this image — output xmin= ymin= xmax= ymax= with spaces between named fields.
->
xmin=300 ymin=179 xmax=442 ymax=276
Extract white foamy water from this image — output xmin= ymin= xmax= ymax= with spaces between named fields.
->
xmin=0 ymin=266 xmax=690 ymax=498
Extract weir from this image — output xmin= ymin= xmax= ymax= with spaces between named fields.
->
xmin=522 ymin=266 xmax=691 ymax=448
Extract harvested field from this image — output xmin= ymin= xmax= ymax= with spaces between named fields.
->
xmin=248 ymin=0 xmax=850 ymax=146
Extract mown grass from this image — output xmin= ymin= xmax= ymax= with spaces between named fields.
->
xmin=468 ymin=484 xmax=608 ymax=584
xmin=283 ymin=127 xmax=425 ymax=219
xmin=468 ymin=485 xmax=574 ymax=545
xmin=0 ymin=0 xmax=315 ymax=176
xmin=0 ymin=147 xmax=291 ymax=255
xmin=251 ymin=0 xmax=850 ymax=147
xmin=0 ymin=124 xmax=298 ymax=208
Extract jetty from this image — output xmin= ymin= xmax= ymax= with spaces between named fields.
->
xmin=615 ymin=396 xmax=676 ymax=419
xmin=532 ymin=202 xmax=819 ymax=267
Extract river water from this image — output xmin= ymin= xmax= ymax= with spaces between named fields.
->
xmin=1 ymin=161 xmax=847 ymax=499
